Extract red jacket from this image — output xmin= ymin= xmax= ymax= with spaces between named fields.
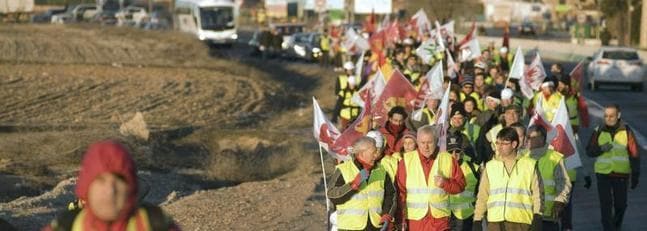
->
xmin=380 ymin=123 xmax=409 ymax=155
xmin=396 ymin=149 xmax=465 ymax=231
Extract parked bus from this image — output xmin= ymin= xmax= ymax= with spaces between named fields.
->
xmin=174 ymin=0 xmax=238 ymax=46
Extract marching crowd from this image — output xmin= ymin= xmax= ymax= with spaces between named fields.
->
xmin=322 ymin=18 xmax=641 ymax=231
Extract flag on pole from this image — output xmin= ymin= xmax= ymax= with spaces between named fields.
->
xmin=458 ymin=38 xmax=481 ymax=62
xmin=351 ymin=70 xmax=386 ymax=108
xmin=312 ymin=97 xmax=347 ymax=161
xmin=520 ymin=53 xmax=547 ymax=99
xmin=372 ymin=70 xmax=418 ymax=127
xmin=410 ymin=9 xmax=432 ymax=39
xmin=508 ymin=46 xmax=525 ymax=79
xmin=569 ymin=61 xmax=590 ymax=127
xmin=436 ymin=83 xmax=452 ymax=152
xmin=550 ymin=98 xmax=582 ymax=169
xmin=430 ymin=20 xmax=455 ymax=41
xmin=412 ymin=62 xmax=444 ymax=121
xmin=457 ymin=21 xmax=476 ymax=48
xmin=342 ymin=28 xmax=370 ymax=53
xmin=333 ymin=98 xmax=374 ymax=157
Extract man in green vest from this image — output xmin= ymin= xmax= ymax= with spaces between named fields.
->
xmin=586 ymin=104 xmax=640 ymax=231
xmin=473 ymin=127 xmax=543 ymax=231
xmin=328 ymin=136 xmax=397 ymax=231
xmin=448 ymin=103 xmax=479 ymax=163
xmin=526 ymin=125 xmax=572 ymax=230
xmin=447 ymin=134 xmax=480 ymax=231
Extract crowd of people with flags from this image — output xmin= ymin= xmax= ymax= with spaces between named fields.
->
xmin=312 ymin=8 xmax=640 ymax=231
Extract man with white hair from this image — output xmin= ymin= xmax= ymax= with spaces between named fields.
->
xmin=333 ymin=61 xmax=361 ymax=129
xmin=328 ymin=136 xmax=397 ymax=231
xmin=396 ymin=125 xmax=466 ymax=230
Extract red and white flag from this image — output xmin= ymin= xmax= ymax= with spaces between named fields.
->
xmin=342 ymin=28 xmax=370 ymax=53
xmin=430 ymin=20 xmax=455 ymax=41
xmin=372 ymin=70 xmax=418 ymax=127
xmin=410 ymin=9 xmax=432 ymax=39
xmin=457 ymin=21 xmax=476 ymax=48
xmin=412 ymin=62 xmax=444 ymax=121
xmin=550 ymin=98 xmax=582 ymax=169
xmin=312 ymin=97 xmax=346 ymax=161
xmin=352 ymin=70 xmax=386 ymax=107
xmin=333 ymin=97 xmax=374 ymax=157
xmin=520 ymin=53 xmax=547 ymax=99
xmin=446 ymin=50 xmax=459 ymax=79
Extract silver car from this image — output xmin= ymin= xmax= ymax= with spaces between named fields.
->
xmin=588 ymin=47 xmax=644 ymax=91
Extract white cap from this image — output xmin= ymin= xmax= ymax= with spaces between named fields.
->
xmin=541 ymin=81 xmax=555 ymax=88
xmin=403 ymin=38 xmax=414 ymax=45
xmin=366 ymin=130 xmax=384 ymax=149
xmin=500 ymin=47 xmax=508 ymax=53
xmin=501 ymin=88 xmax=513 ymax=100
xmin=343 ymin=61 xmax=354 ymax=70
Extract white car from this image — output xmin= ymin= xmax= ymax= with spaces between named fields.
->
xmin=587 ymin=47 xmax=644 ymax=91
xmin=115 ymin=6 xmax=148 ymax=27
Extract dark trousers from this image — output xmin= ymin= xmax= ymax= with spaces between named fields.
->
xmin=486 ymin=221 xmax=531 ymax=231
xmin=596 ymin=174 xmax=628 ymax=231
xmin=560 ymin=181 xmax=575 ymax=230
xmin=542 ymin=220 xmax=559 ymax=231
xmin=450 ymin=215 xmax=473 ymax=231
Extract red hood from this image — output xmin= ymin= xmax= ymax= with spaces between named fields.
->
xmin=75 ymin=141 xmax=138 ymax=229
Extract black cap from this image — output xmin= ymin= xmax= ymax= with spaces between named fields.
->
xmin=451 ymin=103 xmax=467 ymax=117
xmin=447 ymin=134 xmax=463 ymax=152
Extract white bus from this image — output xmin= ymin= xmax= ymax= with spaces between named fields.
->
xmin=175 ymin=0 xmax=238 ymax=46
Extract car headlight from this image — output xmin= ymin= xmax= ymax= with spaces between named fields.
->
xmin=231 ymin=33 xmax=238 ymax=40
xmin=198 ymin=34 xmax=206 ymax=41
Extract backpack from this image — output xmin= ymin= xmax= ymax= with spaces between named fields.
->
xmin=51 ymin=203 xmax=171 ymax=231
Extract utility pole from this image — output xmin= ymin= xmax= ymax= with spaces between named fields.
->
xmin=626 ymin=0 xmax=634 ymax=46
xmin=640 ymin=0 xmax=647 ymax=48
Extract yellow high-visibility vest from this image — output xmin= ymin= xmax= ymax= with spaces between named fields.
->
xmin=486 ymin=156 xmax=537 ymax=224
xmin=565 ymin=95 xmax=580 ymax=127
xmin=337 ymin=75 xmax=360 ymax=120
xmin=595 ymin=129 xmax=631 ymax=174
xmin=449 ymin=159 xmax=479 ymax=219
xmin=336 ymin=161 xmax=387 ymax=230
xmin=536 ymin=149 xmax=563 ymax=218
xmin=533 ymin=92 xmax=563 ymax=122
xmin=403 ymin=150 xmax=454 ymax=220
xmin=462 ymin=122 xmax=481 ymax=145
xmin=380 ymin=152 xmax=402 ymax=182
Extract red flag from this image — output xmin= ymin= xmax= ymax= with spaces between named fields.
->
xmin=569 ymin=61 xmax=590 ymax=127
xmin=384 ymin=20 xmax=401 ymax=47
xmin=332 ymin=98 xmax=373 ymax=156
xmin=372 ymin=70 xmax=418 ymax=126
xmin=551 ymin=125 xmax=575 ymax=156
xmin=370 ymin=30 xmax=387 ymax=66
xmin=364 ymin=10 xmax=376 ymax=34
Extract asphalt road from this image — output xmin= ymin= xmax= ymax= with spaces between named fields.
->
xmin=547 ymin=61 xmax=647 ymax=230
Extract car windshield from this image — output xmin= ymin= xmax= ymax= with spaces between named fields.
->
xmin=199 ymin=7 xmax=234 ymax=30
xmin=603 ymin=51 xmax=639 ymax=60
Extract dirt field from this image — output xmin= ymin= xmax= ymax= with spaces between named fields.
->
xmin=0 ymin=24 xmax=337 ymax=230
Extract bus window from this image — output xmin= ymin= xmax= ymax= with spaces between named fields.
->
xmin=199 ymin=7 xmax=234 ymax=30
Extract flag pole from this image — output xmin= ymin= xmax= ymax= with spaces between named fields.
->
xmin=318 ymin=144 xmax=330 ymax=214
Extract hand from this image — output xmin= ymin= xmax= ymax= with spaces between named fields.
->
xmin=472 ymin=220 xmax=483 ymax=231
xmin=600 ymin=143 xmax=614 ymax=152
xmin=380 ymin=214 xmax=392 ymax=224
xmin=552 ymin=201 xmax=566 ymax=219
xmin=584 ymin=176 xmax=592 ymax=189
xmin=434 ymin=175 xmax=447 ymax=187
xmin=631 ymin=174 xmax=639 ymax=189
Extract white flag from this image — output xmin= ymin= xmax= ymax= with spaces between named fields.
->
xmin=458 ymin=38 xmax=481 ymax=62
xmin=436 ymin=83 xmax=452 ymax=152
xmin=312 ymin=97 xmax=347 ymax=161
xmin=520 ymin=53 xmax=547 ymax=99
xmin=411 ymin=9 xmax=432 ymax=37
xmin=446 ymin=50 xmax=458 ymax=79
xmin=351 ymin=71 xmax=386 ymax=107
xmin=508 ymin=46 xmax=525 ymax=79
xmin=412 ymin=62 xmax=444 ymax=121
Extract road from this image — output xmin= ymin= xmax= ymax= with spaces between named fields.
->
xmin=222 ymin=30 xmax=645 ymax=230
xmin=546 ymin=61 xmax=647 ymax=230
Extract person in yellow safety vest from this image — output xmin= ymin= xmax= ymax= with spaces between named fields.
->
xmin=526 ymin=125 xmax=572 ymax=231
xmin=447 ymin=134 xmax=480 ymax=231
xmin=320 ymin=29 xmax=331 ymax=67
xmin=473 ymin=127 xmax=544 ymax=231
xmin=448 ymin=103 xmax=479 ymax=163
xmin=395 ymin=125 xmax=466 ymax=231
xmin=473 ymin=73 xmax=489 ymax=111
xmin=485 ymin=104 xmax=522 ymax=159
xmin=378 ymin=131 xmax=416 ymax=182
xmin=403 ymin=56 xmax=423 ymax=90
xmin=486 ymin=67 xmax=498 ymax=86
xmin=405 ymin=98 xmax=439 ymax=132
xmin=333 ymin=61 xmax=361 ymax=130
xmin=327 ymin=136 xmax=397 ymax=231
xmin=585 ymin=104 xmax=640 ymax=231
xmin=463 ymin=96 xmax=481 ymax=126
xmin=459 ymin=76 xmax=482 ymax=106
xmin=493 ymin=46 xmax=514 ymax=72
xmin=532 ymin=78 xmax=563 ymax=122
